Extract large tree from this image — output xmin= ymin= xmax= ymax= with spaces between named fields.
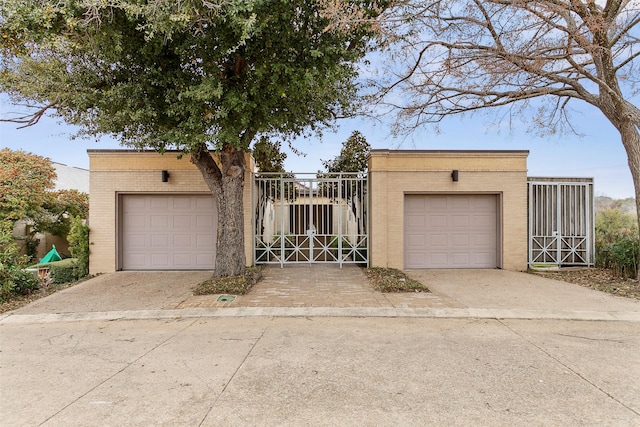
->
xmin=0 ymin=148 xmax=56 ymax=229
xmin=364 ymin=0 xmax=640 ymax=272
xmin=322 ymin=130 xmax=370 ymax=172
xmin=0 ymin=0 xmax=384 ymax=277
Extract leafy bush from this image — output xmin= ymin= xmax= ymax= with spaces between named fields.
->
xmin=596 ymin=208 xmax=638 ymax=244
xmin=596 ymin=235 xmax=639 ymax=279
xmin=47 ymin=259 xmax=82 ymax=284
xmin=67 ymin=217 xmax=90 ymax=278
xmin=595 ymin=208 xmax=639 ymax=278
xmin=0 ymin=221 xmax=40 ymax=302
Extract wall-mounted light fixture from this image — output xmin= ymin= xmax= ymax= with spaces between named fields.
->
xmin=161 ymin=170 xmax=170 ymax=182
xmin=451 ymin=170 xmax=459 ymax=182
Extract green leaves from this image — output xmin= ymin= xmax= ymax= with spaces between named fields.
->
xmin=0 ymin=149 xmax=56 ymax=223
xmin=1 ymin=0 xmax=384 ymax=155
xmin=322 ymin=130 xmax=370 ymax=172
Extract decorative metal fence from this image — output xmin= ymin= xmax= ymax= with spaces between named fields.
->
xmin=528 ymin=178 xmax=594 ymax=267
xmin=253 ymin=173 xmax=368 ymax=267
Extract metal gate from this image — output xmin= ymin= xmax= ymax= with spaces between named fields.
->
xmin=528 ymin=178 xmax=594 ymax=267
xmin=254 ymin=173 xmax=368 ymax=267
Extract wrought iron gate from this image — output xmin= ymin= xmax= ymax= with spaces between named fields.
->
xmin=254 ymin=173 xmax=368 ymax=267
xmin=528 ymin=178 xmax=594 ymax=267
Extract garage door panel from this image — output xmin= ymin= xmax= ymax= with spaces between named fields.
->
xmin=196 ymin=197 xmax=215 ymax=209
xmin=407 ymin=234 xmax=426 ymax=248
xmin=173 ymin=253 xmax=193 ymax=266
xmin=451 ymin=215 xmax=469 ymax=228
xmin=172 ymin=197 xmax=192 ymax=209
xmin=451 ymin=197 xmax=470 ymax=209
xmin=474 ymin=252 xmax=496 ymax=265
xmin=429 ymin=215 xmax=448 ymax=227
xmin=196 ymin=234 xmax=215 ymax=248
xmin=150 ymin=234 xmax=169 ymax=247
xmin=451 ymin=253 xmax=470 ymax=266
xmin=451 ymin=233 xmax=470 ymax=246
xmin=428 ymin=196 xmax=447 ymax=209
xmin=150 ymin=254 xmax=170 ymax=267
xmin=407 ymin=252 xmax=427 ymax=266
xmin=121 ymin=194 xmax=217 ymax=270
xmin=150 ymin=215 xmax=170 ymax=228
xmin=171 ymin=215 xmax=191 ymax=228
xmin=125 ymin=234 xmax=147 ymax=247
xmin=405 ymin=194 xmax=498 ymax=268
xmin=473 ymin=196 xmax=496 ymax=210
xmin=173 ymin=235 xmax=193 ymax=247
xmin=127 ymin=214 xmax=147 ymax=228
xmin=406 ymin=196 xmax=427 ymax=210
xmin=473 ymin=214 xmax=495 ymax=227
xmin=150 ymin=197 xmax=169 ymax=209
xmin=429 ymin=253 xmax=448 ymax=267
xmin=196 ymin=215 xmax=215 ymax=228
xmin=430 ymin=233 xmax=448 ymax=246
xmin=196 ymin=253 xmax=215 ymax=267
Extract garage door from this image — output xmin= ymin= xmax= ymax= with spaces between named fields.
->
xmin=121 ymin=194 xmax=217 ymax=270
xmin=404 ymin=194 xmax=497 ymax=268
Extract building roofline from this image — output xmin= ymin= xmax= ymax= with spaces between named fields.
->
xmin=369 ymin=149 xmax=530 ymax=155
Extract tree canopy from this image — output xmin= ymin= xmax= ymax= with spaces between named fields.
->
xmin=0 ymin=148 xmax=56 ymax=228
xmin=322 ymin=130 xmax=370 ymax=172
xmin=375 ymin=1 xmax=640 ymax=136
xmin=1 ymin=0 xmax=386 ymax=276
xmin=1 ymin=0 xmax=380 ymax=151
xmin=0 ymin=148 xmax=89 ymax=237
xmin=252 ymin=137 xmax=288 ymax=173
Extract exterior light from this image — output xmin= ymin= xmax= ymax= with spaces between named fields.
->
xmin=451 ymin=170 xmax=459 ymax=182
xmin=161 ymin=170 xmax=170 ymax=182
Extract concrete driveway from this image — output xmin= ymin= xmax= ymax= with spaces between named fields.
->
xmin=3 ymin=266 xmax=639 ymax=322
xmin=10 ymin=271 xmax=212 ymax=314
xmin=406 ymin=269 xmax=640 ymax=312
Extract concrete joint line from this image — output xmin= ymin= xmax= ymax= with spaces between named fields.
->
xmin=36 ymin=317 xmax=200 ymax=426
xmin=198 ymin=323 xmax=270 ymax=426
xmin=496 ymin=319 xmax=640 ymax=418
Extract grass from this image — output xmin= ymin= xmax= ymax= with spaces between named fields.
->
xmin=193 ymin=266 xmax=262 ymax=295
xmin=365 ymin=267 xmax=430 ymax=293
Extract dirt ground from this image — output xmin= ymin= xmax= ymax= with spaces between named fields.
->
xmin=532 ymin=268 xmax=640 ymax=301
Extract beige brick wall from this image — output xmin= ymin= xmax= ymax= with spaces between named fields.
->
xmin=88 ymin=150 xmax=255 ymax=274
xmin=369 ymin=150 xmax=529 ymax=271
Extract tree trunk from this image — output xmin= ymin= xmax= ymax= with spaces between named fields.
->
xmin=191 ymin=144 xmax=246 ymax=278
xmin=616 ymin=119 xmax=640 ymax=279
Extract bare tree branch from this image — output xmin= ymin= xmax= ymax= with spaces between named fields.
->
xmin=0 ymin=102 xmax=58 ymax=129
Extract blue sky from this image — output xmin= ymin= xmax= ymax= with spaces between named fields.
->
xmin=0 ymin=94 xmax=634 ymax=199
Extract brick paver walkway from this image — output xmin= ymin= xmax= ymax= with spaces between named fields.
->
xmin=175 ymin=264 xmax=461 ymax=309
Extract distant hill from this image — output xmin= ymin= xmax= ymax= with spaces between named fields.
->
xmin=595 ymin=196 xmax=636 ymax=215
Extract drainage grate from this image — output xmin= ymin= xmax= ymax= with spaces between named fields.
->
xmin=217 ymin=295 xmax=236 ymax=302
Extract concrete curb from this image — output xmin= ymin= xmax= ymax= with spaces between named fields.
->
xmin=2 ymin=307 xmax=640 ymax=324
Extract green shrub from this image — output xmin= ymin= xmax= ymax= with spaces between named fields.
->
xmin=67 ymin=217 xmax=90 ymax=278
xmin=0 ymin=222 xmax=40 ymax=302
xmin=595 ymin=208 xmax=639 ymax=278
xmin=46 ymin=259 xmax=82 ymax=284
xmin=597 ymin=235 xmax=639 ymax=279
xmin=596 ymin=208 xmax=638 ymax=244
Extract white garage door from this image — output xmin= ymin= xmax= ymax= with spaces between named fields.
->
xmin=121 ymin=194 xmax=217 ymax=270
xmin=404 ymin=194 xmax=498 ymax=268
